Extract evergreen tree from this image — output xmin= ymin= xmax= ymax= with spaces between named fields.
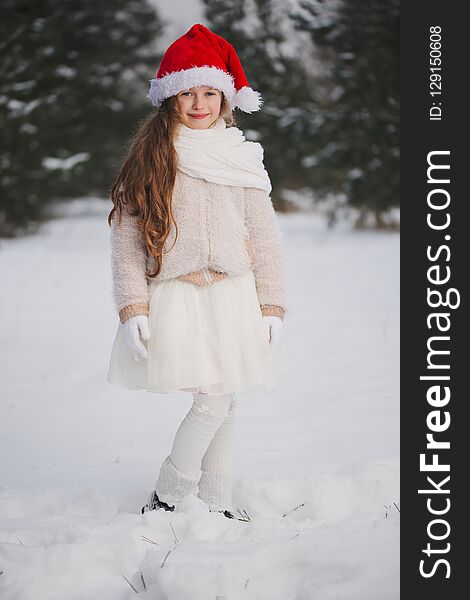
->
xmin=0 ymin=0 xmax=163 ymax=236
xmin=292 ymin=0 xmax=400 ymax=225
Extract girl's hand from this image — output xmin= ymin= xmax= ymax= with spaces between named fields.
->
xmin=262 ymin=316 xmax=283 ymax=351
xmin=122 ymin=315 xmax=151 ymax=362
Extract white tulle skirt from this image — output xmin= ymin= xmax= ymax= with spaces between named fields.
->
xmin=106 ymin=270 xmax=290 ymax=395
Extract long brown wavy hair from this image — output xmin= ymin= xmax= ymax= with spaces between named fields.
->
xmin=107 ymin=93 xmax=236 ymax=279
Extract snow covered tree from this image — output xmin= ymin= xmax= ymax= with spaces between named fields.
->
xmin=292 ymin=0 xmax=400 ymax=226
xmin=0 ymin=0 xmax=163 ymax=236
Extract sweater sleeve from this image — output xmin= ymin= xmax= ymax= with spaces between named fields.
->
xmin=110 ymin=208 xmax=150 ymax=323
xmin=244 ymin=186 xmax=288 ymax=320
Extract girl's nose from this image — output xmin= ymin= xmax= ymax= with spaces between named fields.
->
xmin=192 ymin=96 xmax=205 ymax=108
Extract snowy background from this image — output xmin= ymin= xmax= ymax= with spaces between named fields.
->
xmin=149 ymin=0 xmax=205 ymax=49
xmin=0 ymin=201 xmax=399 ymax=599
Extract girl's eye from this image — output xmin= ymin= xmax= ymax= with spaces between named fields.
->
xmin=181 ymin=91 xmax=217 ymax=96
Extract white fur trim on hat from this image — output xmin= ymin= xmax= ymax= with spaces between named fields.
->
xmin=234 ymin=86 xmax=263 ymax=113
xmin=148 ymin=66 xmax=237 ymax=108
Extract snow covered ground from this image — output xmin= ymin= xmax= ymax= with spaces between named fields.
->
xmin=0 ymin=202 xmax=399 ymax=599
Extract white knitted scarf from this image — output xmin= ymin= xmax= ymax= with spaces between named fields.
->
xmin=174 ymin=116 xmax=272 ymax=193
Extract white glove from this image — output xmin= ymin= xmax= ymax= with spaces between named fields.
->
xmin=122 ymin=315 xmax=151 ymax=362
xmin=263 ymin=316 xmax=283 ymax=351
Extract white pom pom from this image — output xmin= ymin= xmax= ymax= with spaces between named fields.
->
xmin=234 ymin=87 xmax=263 ymax=113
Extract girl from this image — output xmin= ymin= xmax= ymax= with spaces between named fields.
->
xmin=106 ymin=24 xmax=289 ymax=519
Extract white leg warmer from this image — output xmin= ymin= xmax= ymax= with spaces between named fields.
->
xmin=155 ymin=392 xmax=233 ymax=505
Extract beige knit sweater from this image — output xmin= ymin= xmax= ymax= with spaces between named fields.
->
xmin=110 ymin=170 xmax=287 ymax=323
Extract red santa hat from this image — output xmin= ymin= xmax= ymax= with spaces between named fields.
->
xmin=148 ymin=23 xmax=263 ymax=113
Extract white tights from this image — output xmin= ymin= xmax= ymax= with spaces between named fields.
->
xmin=155 ymin=392 xmax=236 ymax=511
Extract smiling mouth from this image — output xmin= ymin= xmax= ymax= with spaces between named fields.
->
xmin=190 ymin=114 xmax=209 ymax=118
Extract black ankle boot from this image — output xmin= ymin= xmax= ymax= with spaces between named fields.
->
xmin=141 ymin=490 xmax=175 ymax=515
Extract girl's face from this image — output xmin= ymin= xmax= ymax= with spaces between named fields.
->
xmin=175 ymin=86 xmax=223 ymax=129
